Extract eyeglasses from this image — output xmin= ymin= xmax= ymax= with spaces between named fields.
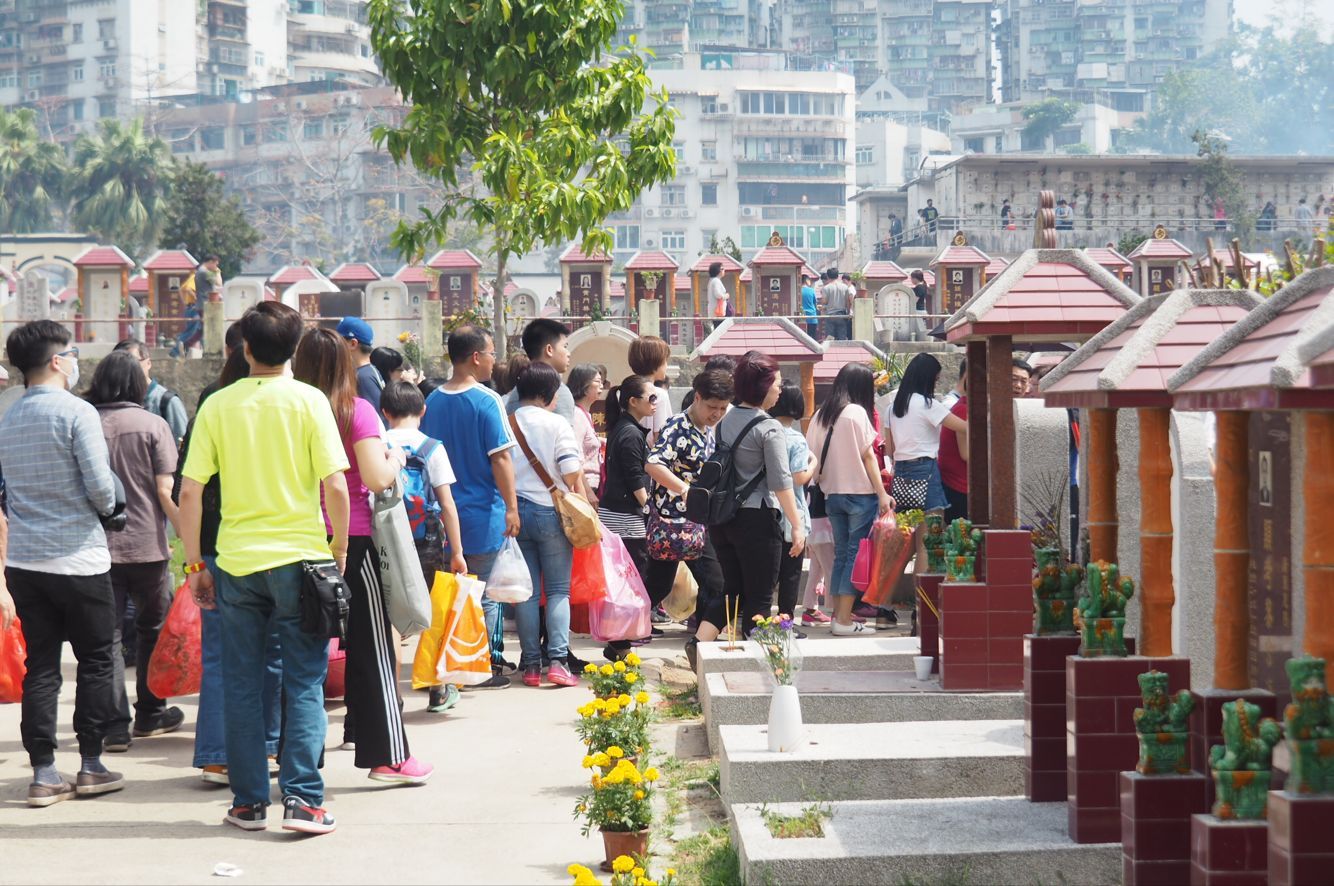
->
xmin=56 ymin=347 xmax=79 ymax=360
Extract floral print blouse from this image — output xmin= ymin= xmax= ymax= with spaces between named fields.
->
xmin=646 ymin=411 xmax=715 ymax=522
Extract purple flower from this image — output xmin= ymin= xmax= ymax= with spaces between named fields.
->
xmin=779 ymin=617 xmax=793 ymax=630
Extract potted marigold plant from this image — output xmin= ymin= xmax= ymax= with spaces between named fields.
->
xmin=575 ymin=692 xmax=652 ymax=760
xmin=573 ymin=757 xmax=661 ymax=871
xmin=583 ymin=652 xmax=644 ymax=699
xmin=568 ymin=858 xmax=678 ymax=886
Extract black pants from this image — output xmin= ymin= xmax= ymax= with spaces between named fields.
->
xmin=7 ymin=567 xmax=117 ymax=766
xmin=707 ymin=507 xmax=783 ymax=634
xmin=943 ymin=485 xmax=968 ymax=524
xmin=109 ymin=560 xmax=172 ymax=735
xmin=343 ymin=536 xmax=410 ymax=770
xmin=643 ymin=539 xmax=724 ymax=624
xmin=775 ymin=546 xmax=806 ymax=618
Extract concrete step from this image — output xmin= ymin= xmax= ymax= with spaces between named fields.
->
xmin=700 ymin=669 xmax=1023 ymax=754
xmin=719 ymin=719 xmax=1024 ymax=804
xmin=696 ymin=636 xmax=921 ymax=677
xmin=731 ymin=797 xmax=1121 ymax=886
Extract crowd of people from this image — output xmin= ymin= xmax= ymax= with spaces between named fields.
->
xmin=0 ymin=307 xmax=991 ymax=835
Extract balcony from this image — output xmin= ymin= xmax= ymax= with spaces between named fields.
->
xmin=732 ymin=117 xmax=849 ymax=138
xmin=737 ymin=160 xmax=848 ymax=179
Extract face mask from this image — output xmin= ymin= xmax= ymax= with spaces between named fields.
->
xmin=57 ymin=354 xmax=79 ymax=390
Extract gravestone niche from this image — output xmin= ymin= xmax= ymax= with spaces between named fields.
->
xmin=569 ymin=270 xmax=603 ymax=325
xmin=19 ymin=271 xmax=50 ymax=321
xmin=1248 ymin=411 xmax=1293 ymax=706
xmin=758 ymin=274 xmax=791 ymax=318
xmin=876 ymin=283 xmax=917 ymax=343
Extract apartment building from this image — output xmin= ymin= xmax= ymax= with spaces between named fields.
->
xmin=881 ymin=0 xmax=992 ymax=114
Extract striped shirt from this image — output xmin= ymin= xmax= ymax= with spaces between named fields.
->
xmin=0 ymin=385 xmax=116 ymax=570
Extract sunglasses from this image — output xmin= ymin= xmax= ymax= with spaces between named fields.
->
xmin=639 ymin=393 xmax=659 ymax=404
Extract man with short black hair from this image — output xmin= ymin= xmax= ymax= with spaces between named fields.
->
xmin=502 ymin=317 xmax=576 ymax=423
xmin=113 ymin=339 xmax=189 ymax=441
xmin=821 ymin=268 xmax=851 ymax=340
xmin=1012 ymin=358 xmax=1034 ymax=397
xmin=0 ymin=320 xmax=123 ymax=807
xmin=336 ymin=316 xmax=384 ymax=418
xmin=800 ymin=273 xmax=818 ymax=339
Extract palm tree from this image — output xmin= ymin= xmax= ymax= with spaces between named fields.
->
xmin=70 ymin=118 xmax=173 ymax=256
xmin=0 ymin=108 xmax=68 ymax=233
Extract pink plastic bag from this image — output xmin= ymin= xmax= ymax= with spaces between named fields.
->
xmin=588 ymin=532 xmax=652 ymax=642
xmin=851 ymin=538 xmax=874 ymax=591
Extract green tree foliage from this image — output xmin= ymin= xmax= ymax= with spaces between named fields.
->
xmin=1128 ymin=20 xmax=1333 ymax=155
xmin=1021 ymin=99 xmax=1079 ymax=150
xmin=70 ymin=119 xmax=173 ymax=258
xmin=158 ymin=161 xmax=261 ymax=279
xmin=0 ymin=108 xmax=67 ymax=234
xmin=367 ymin=0 xmax=677 ymax=351
xmin=1193 ymin=129 xmax=1255 ymax=244
xmin=707 ymin=234 xmax=743 ymax=262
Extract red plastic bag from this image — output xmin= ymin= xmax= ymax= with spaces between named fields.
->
xmin=862 ymin=514 xmax=914 ymax=607
xmin=147 ymin=582 xmax=202 ymax=698
xmin=570 ymin=539 xmax=609 ymax=606
xmin=851 ymin=538 xmax=873 ymax=591
xmin=0 ymin=617 xmax=26 ymax=704
xmin=588 ymin=533 xmax=652 ymax=642
xmin=325 ymin=640 xmax=347 ymax=699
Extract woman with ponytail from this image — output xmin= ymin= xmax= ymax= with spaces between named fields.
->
xmin=597 ymin=375 xmax=656 ymax=571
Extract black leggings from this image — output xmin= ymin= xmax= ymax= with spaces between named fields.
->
xmin=342 ymin=536 xmax=410 ymax=770
xmin=775 ymin=547 xmax=806 ymax=619
xmin=706 ymin=507 xmax=783 ymax=634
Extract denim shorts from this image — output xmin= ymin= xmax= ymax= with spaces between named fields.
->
xmin=894 ymin=457 xmax=949 ymax=512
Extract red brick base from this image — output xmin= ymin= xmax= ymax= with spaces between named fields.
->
xmin=1121 ymin=771 xmax=1209 ymax=885
xmin=1189 ymin=815 xmax=1268 ymax=885
xmin=938 ymin=529 xmax=1032 ymax=691
xmin=1024 ymin=634 xmax=1081 ymax=801
xmin=1267 ymin=791 xmax=1334 ymax=886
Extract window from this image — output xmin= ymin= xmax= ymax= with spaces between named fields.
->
xmin=295 ymin=1 xmax=326 ymax=13
xmin=738 ymin=91 xmax=843 ymax=116
xmin=254 ymin=51 xmax=265 ymax=68
xmin=99 ymin=62 xmax=116 ymax=79
xmin=701 ymin=141 xmax=717 ymax=161
xmin=303 ymin=118 xmax=324 ymax=139
xmin=72 ymin=99 xmax=84 ymax=121
xmin=673 ymin=142 xmax=685 ymax=162
xmin=98 ymin=19 xmax=114 ymax=40
xmin=994 ymin=135 xmax=1004 ymax=153
xmin=702 ymin=229 xmax=717 ymax=248
xmin=701 ymin=183 xmax=718 ymax=206
xmin=1053 ymin=127 xmax=1081 ymax=148
xmin=0 ymin=74 xmax=14 ymax=89
xmin=265 ymin=121 xmax=289 ymax=143
xmin=169 ymin=129 xmax=194 ymax=153
xmin=661 ymin=185 xmax=686 ymax=206
xmin=331 ymin=115 xmax=350 ymax=135
xmin=614 ymin=225 xmax=640 ymax=250
xmin=661 ymin=230 xmax=686 ymax=251
xmin=856 ymin=145 xmax=874 ymax=164
xmin=72 ymin=64 xmax=84 ymax=82
xmin=98 ymin=98 xmax=116 ymax=118
xmin=241 ymin=124 xmax=258 ymax=146
xmin=963 ymin=137 xmax=984 ymax=153
xmin=700 ymin=96 xmax=717 ymax=114
xmin=201 ymin=127 xmax=226 ymax=150
xmin=72 ymin=23 xmax=82 ymax=43
xmin=27 ymin=71 xmax=40 ymax=87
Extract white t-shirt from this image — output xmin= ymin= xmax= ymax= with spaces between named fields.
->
xmin=883 ymin=392 xmax=953 ymax=461
xmin=707 ymin=277 xmax=728 ymax=318
xmin=510 ymin=405 xmax=583 ymax=505
xmin=384 ymin=427 xmax=456 ymax=490
xmin=640 ymin=384 xmax=673 ymax=443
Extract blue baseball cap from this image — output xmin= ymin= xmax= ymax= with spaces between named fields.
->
xmin=336 ymin=316 xmax=374 ymax=346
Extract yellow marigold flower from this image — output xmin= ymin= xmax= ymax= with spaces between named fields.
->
xmin=625 ymin=673 xmax=638 ymax=684
xmin=612 ymin=856 xmax=635 ymax=874
xmin=635 ymin=691 xmax=650 ymax=704
xmin=397 ymin=332 xmax=411 ymax=343
xmin=606 ymin=746 xmax=624 ymax=758
xmin=666 ymin=869 xmax=677 ymax=877
xmin=600 ymin=664 xmax=615 ymax=676
xmin=634 ymin=790 xmax=645 ymax=800
xmin=614 ymin=660 xmax=627 ymax=673
xmin=633 ymin=867 xmax=646 ymax=878
xmin=584 ymin=663 xmax=598 ymax=674
xmin=591 ymin=774 xmax=601 ymax=787
xmin=594 ymin=752 xmax=611 ymax=768
xmin=567 ymin=863 xmax=592 ymax=876
xmin=605 ymin=701 xmax=620 ymax=714
xmin=618 ymin=694 xmax=632 ymax=707
xmin=575 ymin=876 xmax=601 ymax=886
xmin=592 ymin=698 xmax=606 ymax=710
xmin=625 ymin=652 xmax=641 ymax=666
xmin=581 ymin=755 xmax=594 ymax=769
xmin=644 ymin=767 xmax=660 ymax=781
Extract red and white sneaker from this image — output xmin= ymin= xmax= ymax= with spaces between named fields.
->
xmin=548 ymin=661 xmax=579 ymax=687
xmin=280 ymin=796 xmax=334 ymax=835
xmin=801 ymin=609 xmax=831 ymax=625
xmin=368 ymin=756 xmax=433 ymax=786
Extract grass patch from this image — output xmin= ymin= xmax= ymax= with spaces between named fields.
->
xmin=658 ymin=755 xmax=721 ymax=830
xmin=673 ymin=824 xmax=741 ymax=886
xmin=657 ymin=683 xmax=702 ymax=720
xmin=761 ymin=803 xmax=831 ymax=839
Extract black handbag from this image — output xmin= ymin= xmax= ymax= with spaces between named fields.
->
xmin=806 ymin=408 xmax=841 ymax=520
xmin=890 ymin=473 xmax=930 ymax=512
xmin=300 ymin=560 xmax=351 ymax=641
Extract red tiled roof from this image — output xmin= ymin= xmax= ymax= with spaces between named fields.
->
xmin=802 ymin=265 xmax=820 ymax=281
xmin=1192 ymin=249 xmax=1261 ymax=271
xmin=1309 ymin=342 xmax=1334 ymax=389
xmin=922 ymin=269 xmax=935 ymax=287
xmin=609 ymin=280 xmax=626 ymax=298
xmin=1171 ymin=267 xmax=1334 ymax=410
xmin=73 ymin=246 xmax=134 ymax=268
xmin=560 ymin=244 xmax=612 ymax=264
xmin=814 ymin=340 xmax=884 ymax=382
xmin=748 ymin=245 xmax=807 ymax=267
xmin=625 ymin=250 xmax=679 ymax=272
xmin=270 ymin=264 xmax=326 ymax=286
xmin=1128 ymin=237 xmax=1192 ymax=261
xmin=860 ymin=260 xmax=908 ymax=282
xmin=1085 ymin=247 xmax=1132 ymax=274
xmin=128 ymin=274 xmax=148 ymax=293
xmin=929 ymin=244 xmax=990 ymax=267
xmin=143 ymin=249 xmax=197 ymax=272
xmin=53 ymin=285 xmax=77 ymax=304
xmin=739 ymin=268 xmax=753 ymax=283
xmin=395 ymin=264 xmax=433 ymax=285
xmin=945 ymin=250 xmax=1140 ymax=343
xmin=426 ymin=249 xmax=484 ymax=270
xmin=689 ymin=254 xmax=745 ymax=274
xmin=675 ymin=276 xmax=692 ymax=292
xmin=329 ymin=262 xmax=382 ymax=284
xmin=983 ymin=257 xmax=1010 ymax=277
xmin=691 ymin=318 xmax=822 ymax=361
xmin=1042 ymin=289 xmax=1259 ymax=409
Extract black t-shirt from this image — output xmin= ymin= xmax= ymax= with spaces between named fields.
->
xmin=913 ymin=283 xmax=930 ymax=312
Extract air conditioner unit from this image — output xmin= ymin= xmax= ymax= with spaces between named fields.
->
xmin=645 ymin=238 xmax=657 ymax=247
xmin=679 ymin=209 xmax=693 ymax=218
xmin=103 ymin=39 xmax=116 ymax=50
xmin=662 ymin=208 xmax=675 ymax=217
xmin=24 ymin=90 xmax=39 ymax=101
xmin=742 ymin=206 xmax=755 ymax=216
xmin=273 ymin=102 xmax=287 ymax=112
xmin=718 ymin=103 xmax=729 ymax=111
xmin=645 ymin=208 xmax=658 ymax=217
xmin=294 ymin=99 xmax=307 ymax=110
xmin=27 ymin=54 xmax=40 ymax=64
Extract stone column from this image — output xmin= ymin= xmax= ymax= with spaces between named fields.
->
xmin=1213 ymin=410 xmax=1250 ymax=690
xmin=638 ymin=297 xmax=660 ymax=340
xmin=851 ymin=296 xmax=874 ymax=343
xmin=420 ymin=299 xmax=444 ymax=371
xmin=1087 ymin=407 xmax=1120 ymax=563
xmin=1138 ymin=406 xmax=1175 ymax=656
xmin=1302 ymin=411 xmax=1333 ymax=664
xmin=986 ymin=335 xmax=1016 ymax=529
xmin=202 ymin=301 xmax=225 ymax=356
xmin=966 ymin=340 xmax=989 ymax=525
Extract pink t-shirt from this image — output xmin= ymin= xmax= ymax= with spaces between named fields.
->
xmin=805 ymin=404 xmax=877 ymax=495
xmin=324 ymin=397 xmax=382 ymax=537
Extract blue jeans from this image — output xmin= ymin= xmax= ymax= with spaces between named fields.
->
xmin=827 ymin=493 xmax=879 ymax=598
xmin=194 ymin=557 xmax=283 ymax=767
xmin=466 ymin=548 xmax=504 ymax=664
xmin=217 ymin=562 xmax=329 ymax=807
xmin=515 ymin=498 xmax=572 ymax=668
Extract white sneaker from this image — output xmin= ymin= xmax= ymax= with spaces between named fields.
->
xmin=831 ymin=620 xmax=877 ymax=636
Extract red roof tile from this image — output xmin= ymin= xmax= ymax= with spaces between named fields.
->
xmin=1309 ymin=343 xmax=1334 ymax=388
xmin=625 ymin=250 xmax=680 ymax=272
xmin=1191 ymin=249 xmax=1261 ymax=271
xmin=53 ymin=285 xmax=76 ymax=304
xmin=1171 ymin=267 xmax=1334 ymax=410
xmin=929 ymin=244 xmax=990 ymax=267
xmin=394 ymin=264 xmax=433 ymax=285
xmin=675 ymin=276 xmax=692 ymax=291
xmin=691 ymin=318 xmax=822 ymax=361
xmin=739 ymin=268 xmax=753 ymax=283
xmin=609 ymin=280 xmax=626 ymax=298
xmin=329 ymin=262 xmax=382 ymax=284
xmin=269 ymin=264 xmax=327 ymax=286
xmin=426 ymin=249 xmax=484 ymax=270
xmin=860 ymin=260 xmax=908 ymax=282
xmin=748 ymin=245 xmax=807 ymax=267
xmin=560 ymin=244 xmax=612 ymax=264
xmin=984 ymin=257 xmax=1010 ymax=277
xmin=128 ymin=275 xmax=148 ymax=293
xmin=1042 ymin=289 xmax=1259 ymax=409
xmin=689 ymin=254 xmax=745 ymax=274
xmin=73 ymin=246 xmax=134 ymax=268
xmin=1127 ymin=237 xmax=1192 ymax=261
xmin=143 ymin=249 xmax=197 ymax=272
xmin=1084 ymin=247 xmax=1133 ymax=274
xmin=814 ymin=340 xmax=884 ymax=382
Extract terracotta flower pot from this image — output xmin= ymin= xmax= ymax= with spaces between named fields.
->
xmin=600 ymin=828 xmax=650 ymax=872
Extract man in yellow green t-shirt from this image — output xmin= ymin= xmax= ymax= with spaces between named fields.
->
xmin=179 ymin=301 xmax=350 ymax=836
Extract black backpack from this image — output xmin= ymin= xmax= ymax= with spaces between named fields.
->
xmin=685 ymin=414 xmax=768 ymax=526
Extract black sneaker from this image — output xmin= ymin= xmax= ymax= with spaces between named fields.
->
xmin=281 ymin=795 xmax=336 ymax=835
xmin=602 ymin=644 xmax=628 ymax=663
xmin=460 ymin=673 xmax=510 ymax=691
xmin=684 ymin=637 xmax=700 ymax=673
xmin=225 ymin=802 xmax=268 ymax=831
xmin=566 ymin=653 xmax=590 ymax=673
xmin=493 ymin=658 xmax=518 ymax=676
xmin=132 ymin=706 xmax=185 ymax=737
xmin=651 ymin=607 xmax=672 ymax=625
xmin=650 ymin=627 xmax=665 ymax=637
xmin=104 ymin=733 xmax=132 ymax=753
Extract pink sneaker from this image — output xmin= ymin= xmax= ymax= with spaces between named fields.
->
xmin=548 ymin=661 xmax=579 ymax=687
xmin=801 ymin=609 xmax=831 ymax=626
xmin=368 ymin=756 xmax=433 ymax=785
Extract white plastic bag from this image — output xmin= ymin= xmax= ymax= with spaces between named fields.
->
xmin=484 ymin=537 xmax=533 ymax=604
xmin=370 ymin=478 xmax=432 ymax=636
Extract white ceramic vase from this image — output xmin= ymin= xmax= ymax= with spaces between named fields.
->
xmin=767 ymin=684 xmax=804 ymax=752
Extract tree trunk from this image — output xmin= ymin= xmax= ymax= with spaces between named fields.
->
xmin=493 ymin=251 xmax=508 ymax=356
